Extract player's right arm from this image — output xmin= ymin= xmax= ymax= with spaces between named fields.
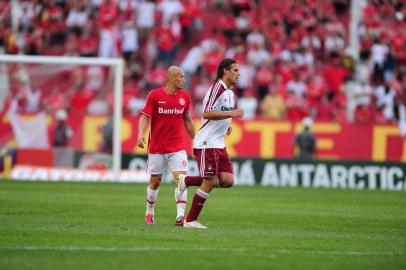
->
xmin=202 ymin=109 xmax=244 ymax=120
xmin=137 ymin=114 xmax=150 ymax=148
xmin=137 ymin=91 xmax=154 ymax=149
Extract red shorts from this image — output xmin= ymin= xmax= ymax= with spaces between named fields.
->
xmin=193 ymin=148 xmax=233 ymax=178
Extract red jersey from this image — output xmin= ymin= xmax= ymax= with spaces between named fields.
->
xmin=141 ymin=87 xmax=191 ymax=154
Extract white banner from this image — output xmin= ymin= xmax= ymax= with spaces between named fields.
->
xmin=7 ymin=112 xmax=49 ymax=149
xmin=10 ymin=166 xmax=148 ymax=183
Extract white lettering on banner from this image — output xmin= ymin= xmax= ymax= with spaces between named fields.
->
xmin=258 ymin=162 xmax=405 ymax=191
xmin=158 ymin=107 xmax=184 ymax=114
xmin=364 ymin=166 xmax=380 ymax=190
xmin=11 ymin=166 xmax=148 ymax=183
xmin=297 ymin=165 xmax=315 ymax=187
xmin=388 ymin=167 xmax=403 ymax=191
xmin=33 ymin=168 xmax=48 ymax=181
xmin=313 ymin=164 xmax=330 ymax=188
xmin=236 ymin=160 xmax=256 ymax=185
xmin=380 ymin=168 xmax=387 ymax=190
xmin=260 ymin=163 xmax=279 ymax=186
xmin=349 ymin=166 xmax=363 ymax=189
xmin=331 ymin=165 xmax=347 ymax=188
xmin=280 ymin=164 xmax=297 ymax=187
xmin=9 ymin=162 xmax=406 ymax=191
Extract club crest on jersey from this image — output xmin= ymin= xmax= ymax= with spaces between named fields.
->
xmin=179 ymin=98 xmax=185 ymax=105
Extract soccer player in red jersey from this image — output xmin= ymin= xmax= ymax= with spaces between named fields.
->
xmin=176 ymin=59 xmax=244 ymax=228
xmin=137 ymin=66 xmax=195 ymax=226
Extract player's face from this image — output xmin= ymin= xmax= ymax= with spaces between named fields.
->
xmin=173 ymin=71 xmax=185 ymax=89
xmin=225 ymin=63 xmax=240 ymax=85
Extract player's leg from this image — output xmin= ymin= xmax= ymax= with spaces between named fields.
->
xmin=145 ymin=154 xmax=165 ymax=224
xmin=175 ymin=149 xmax=204 ymax=201
xmin=217 ymin=148 xmax=235 ymax=188
xmin=168 ymin=150 xmax=189 ymax=225
xmin=184 ymin=148 xmax=218 ymax=228
xmin=172 ymin=171 xmax=187 ymax=225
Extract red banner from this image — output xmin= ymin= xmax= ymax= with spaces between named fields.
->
xmin=1 ymin=113 xmax=405 ymax=162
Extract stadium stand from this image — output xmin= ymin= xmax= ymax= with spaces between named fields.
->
xmin=0 ymin=0 xmax=405 ymax=125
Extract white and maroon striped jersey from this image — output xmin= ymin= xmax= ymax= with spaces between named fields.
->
xmin=193 ymin=79 xmax=235 ymax=149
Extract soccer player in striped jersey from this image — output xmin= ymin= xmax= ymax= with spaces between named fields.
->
xmin=176 ymin=58 xmax=244 ymax=228
xmin=137 ymin=66 xmax=195 ymax=226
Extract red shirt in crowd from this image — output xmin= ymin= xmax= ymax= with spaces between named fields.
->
xmin=323 ymin=62 xmax=347 ymax=95
xmin=98 ymin=1 xmax=119 ymax=30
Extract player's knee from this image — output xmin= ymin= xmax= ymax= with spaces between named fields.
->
xmin=150 ymin=175 xmax=162 ymax=189
xmin=219 ymin=176 xmax=234 ymax=188
xmin=223 ymin=179 xmax=234 ymax=188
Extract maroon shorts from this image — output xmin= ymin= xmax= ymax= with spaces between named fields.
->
xmin=193 ymin=148 xmax=233 ymax=178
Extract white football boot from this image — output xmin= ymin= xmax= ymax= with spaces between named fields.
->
xmin=183 ymin=220 xmax=208 ymax=229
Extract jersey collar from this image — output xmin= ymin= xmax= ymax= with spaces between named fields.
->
xmin=219 ymin=79 xmax=229 ymax=90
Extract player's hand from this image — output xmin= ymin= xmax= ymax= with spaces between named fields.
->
xmin=231 ymin=109 xmax=244 ymax=118
xmin=137 ymin=136 xmax=146 ymax=148
xmin=226 ymin=126 xmax=232 ymax=136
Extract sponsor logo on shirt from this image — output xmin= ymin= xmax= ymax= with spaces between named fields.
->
xmin=221 ymin=106 xmax=233 ymax=111
xmin=179 ymin=98 xmax=185 ymax=105
xmin=158 ymin=107 xmax=184 ymax=114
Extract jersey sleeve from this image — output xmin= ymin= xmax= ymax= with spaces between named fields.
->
xmin=141 ymin=91 xmax=154 ymax=117
xmin=184 ymin=92 xmax=191 ymax=113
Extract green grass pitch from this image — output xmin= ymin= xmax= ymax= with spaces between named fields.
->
xmin=0 ymin=180 xmax=405 ymax=270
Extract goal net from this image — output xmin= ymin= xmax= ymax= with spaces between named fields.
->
xmin=0 ymin=54 xmax=146 ymax=182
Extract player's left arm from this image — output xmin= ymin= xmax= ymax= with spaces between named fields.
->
xmin=183 ymin=111 xmax=195 ymax=139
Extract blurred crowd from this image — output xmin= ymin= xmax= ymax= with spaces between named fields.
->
xmin=0 ymin=0 xmax=406 ymax=125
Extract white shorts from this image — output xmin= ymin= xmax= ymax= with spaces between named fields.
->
xmin=146 ymin=150 xmax=188 ymax=175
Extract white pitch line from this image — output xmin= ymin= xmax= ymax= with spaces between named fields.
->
xmin=0 ymin=246 xmax=403 ymax=256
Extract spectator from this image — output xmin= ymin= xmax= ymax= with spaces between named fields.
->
xmin=98 ymin=0 xmax=120 ymax=58
xmin=43 ymin=86 xmax=66 ymax=114
xmin=255 ymin=62 xmax=273 ymax=100
xmin=354 ymin=104 xmax=373 ymax=124
xmin=87 ymin=91 xmax=109 ymax=115
xmin=294 ymin=117 xmax=316 ymax=160
xmin=237 ymin=89 xmax=258 ymax=120
xmin=312 ymin=93 xmax=335 ymax=121
xmin=398 ymin=85 xmax=406 ymax=136
xmin=370 ymin=38 xmax=388 ymax=84
xmin=136 ymin=0 xmax=157 ymax=45
xmin=323 ymin=52 xmax=347 ymax=101
xmin=181 ymin=45 xmax=204 ymax=90
xmin=375 ymin=83 xmax=396 ymax=123
xmin=286 ymin=72 xmax=307 ymax=99
xmin=157 ymin=0 xmax=184 ymax=26
xmin=66 ymin=2 xmax=89 ymax=35
xmin=260 ymin=86 xmax=285 ymax=120
xmin=342 ymin=79 xmax=372 ymax=122
xmin=24 ymin=86 xmax=42 ymax=113
xmin=53 ymin=110 xmax=73 ymax=147
xmin=101 ymin=115 xmax=113 ymax=154
xmin=121 ymin=21 xmax=139 ymax=62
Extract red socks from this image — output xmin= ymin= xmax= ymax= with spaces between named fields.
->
xmin=185 ymin=189 xmax=208 ymax=222
xmin=185 ymin=176 xmax=203 ymax=187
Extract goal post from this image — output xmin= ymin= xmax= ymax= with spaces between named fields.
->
xmin=0 ymin=54 xmax=125 ymax=177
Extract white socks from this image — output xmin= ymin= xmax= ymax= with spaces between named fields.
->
xmin=146 ymin=186 xmax=159 ymax=215
xmin=175 ymin=188 xmax=187 ymax=218
xmin=146 ymin=185 xmax=188 ymax=219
